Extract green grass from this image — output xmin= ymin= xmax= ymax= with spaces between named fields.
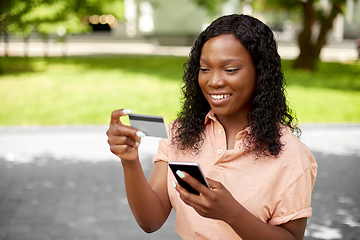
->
xmin=0 ymin=56 xmax=359 ymax=125
xmin=283 ymin=60 xmax=360 ymax=123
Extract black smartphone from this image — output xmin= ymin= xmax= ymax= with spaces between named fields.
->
xmin=169 ymin=161 xmax=209 ymax=195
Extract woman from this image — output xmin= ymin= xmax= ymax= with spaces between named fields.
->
xmin=107 ymin=14 xmax=317 ymax=239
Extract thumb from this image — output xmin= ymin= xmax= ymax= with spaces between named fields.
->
xmin=206 ymin=178 xmax=223 ymax=190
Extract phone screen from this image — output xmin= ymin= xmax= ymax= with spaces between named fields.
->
xmin=169 ymin=162 xmax=208 ymax=195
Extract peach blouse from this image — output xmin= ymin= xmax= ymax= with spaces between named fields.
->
xmin=153 ymin=110 xmax=318 ymax=239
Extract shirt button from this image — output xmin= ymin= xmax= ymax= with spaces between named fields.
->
xmin=218 ymin=129 xmax=223 ymax=134
xmin=217 ymin=149 xmax=223 ymax=155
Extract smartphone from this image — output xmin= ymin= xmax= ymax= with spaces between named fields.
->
xmin=128 ymin=113 xmax=168 ymax=138
xmin=169 ymin=161 xmax=209 ymax=195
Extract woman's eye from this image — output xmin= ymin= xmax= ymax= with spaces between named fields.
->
xmin=200 ymin=68 xmax=210 ymax=72
xmin=225 ymin=69 xmax=239 ymax=73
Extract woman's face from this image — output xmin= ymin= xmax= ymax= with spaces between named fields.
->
xmin=198 ymin=34 xmax=257 ymax=120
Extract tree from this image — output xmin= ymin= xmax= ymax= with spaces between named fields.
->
xmin=266 ymin=0 xmax=354 ymax=71
xmin=191 ymin=0 xmax=227 ymax=15
xmin=192 ymin=0 xmax=356 ymax=71
xmin=0 ymin=0 xmax=36 ymax=56
xmin=0 ymin=0 xmax=124 ymax=56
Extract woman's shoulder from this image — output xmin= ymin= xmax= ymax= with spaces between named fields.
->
xmin=278 ymin=126 xmax=317 ymax=172
xmin=281 ymin=126 xmax=308 ymax=152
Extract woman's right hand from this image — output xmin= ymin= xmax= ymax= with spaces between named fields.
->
xmin=106 ymin=109 xmax=145 ymax=161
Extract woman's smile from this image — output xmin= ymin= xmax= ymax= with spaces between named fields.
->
xmin=208 ymin=93 xmax=232 ymax=104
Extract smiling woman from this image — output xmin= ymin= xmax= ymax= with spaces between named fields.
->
xmin=174 ymin=14 xmax=297 ymax=158
xmin=106 ymin=14 xmax=318 ymax=240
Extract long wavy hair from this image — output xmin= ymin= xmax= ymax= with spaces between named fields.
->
xmin=172 ymin=14 xmax=300 ymax=157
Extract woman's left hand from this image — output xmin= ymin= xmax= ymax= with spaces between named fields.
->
xmin=174 ymin=172 xmax=240 ymax=222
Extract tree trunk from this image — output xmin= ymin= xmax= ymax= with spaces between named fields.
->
xmin=3 ymin=31 xmax=9 ymax=57
xmin=24 ymin=35 xmax=29 ymax=57
xmin=293 ymin=46 xmax=318 ymax=71
xmin=43 ymin=35 xmax=49 ymax=57
xmin=314 ymin=0 xmax=346 ymax=55
xmin=293 ymin=0 xmax=317 ymax=71
xmin=61 ymin=36 xmax=67 ymax=57
xmin=293 ymin=0 xmax=346 ymax=71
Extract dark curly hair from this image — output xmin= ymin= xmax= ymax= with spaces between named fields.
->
xmin=172 ymin=14 xmax=300 ymax=157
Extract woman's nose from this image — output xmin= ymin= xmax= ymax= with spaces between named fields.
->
xmin=208 ymin=71 xmax=225 ymax=88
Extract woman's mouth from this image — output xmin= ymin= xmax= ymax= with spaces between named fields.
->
xmin=209 ymin=94 xmax=232 ymax=100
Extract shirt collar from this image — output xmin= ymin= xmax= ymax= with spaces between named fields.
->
xmin=204 ymin=110 xmax=251 ymax=138
xmin=204 ymin=109 xmax=217 ymax=124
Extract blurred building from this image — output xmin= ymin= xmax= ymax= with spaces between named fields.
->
xmin=111 ymin=0 xmax=360 ymax=45
xmin=112 ymin=0 xmax=208 ymax=45
xmin=344 ymin=0 xmax=360 ymax=39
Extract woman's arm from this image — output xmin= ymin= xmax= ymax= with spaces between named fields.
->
xmin=225 ymin=196 xmax=307 ymax=240
xmin=121 ymin=160 xmax=172 ymax=233
xmin=107 ymin=109 xmax=171 ymax=233
xmin=174 ymin=172 xmax=307 ymax=240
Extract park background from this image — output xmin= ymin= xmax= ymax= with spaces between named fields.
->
xmin=0 ymin=0 xmax=360 ymax=239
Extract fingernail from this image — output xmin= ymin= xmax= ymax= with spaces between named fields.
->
xmin=172 ymin=182 xmax=176 ymax=188
xmin=123 ymin=109 xmax=132 ymax=114
xmin=135 ymin=142 xmax=140 ymax=147
xmin=176 ymin=170 xmax=185 ymax=179
xmin=136 ymin=131 xmax=146 ymax=138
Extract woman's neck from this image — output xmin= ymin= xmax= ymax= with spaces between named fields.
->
xmin=216 ymin=113 xmax=249 ymax=150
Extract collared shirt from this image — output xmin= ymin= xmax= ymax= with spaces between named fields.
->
xmin=153 ymin=110 xmax=318 ymax=240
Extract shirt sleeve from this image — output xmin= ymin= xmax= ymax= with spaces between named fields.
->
xmin=268 ymin=163 xmax=318 ymax=226
xmin=152 ymin=122 xmax=173 ymax=164
xmin=152 ymin=137 xmax=170 ymax=164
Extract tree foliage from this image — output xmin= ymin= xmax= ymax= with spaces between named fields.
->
xmin=192 ymin=0 xmax=357 ymax=71
xmin=0 ymin=0 xmax=124 ymax=37
xmin=190 ymin=0 xmax=227 ymax=15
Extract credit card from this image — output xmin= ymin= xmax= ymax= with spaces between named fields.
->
xmin=128 ymin=113 xmax=168 ymax=138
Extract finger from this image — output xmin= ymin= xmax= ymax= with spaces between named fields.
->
xmin=205 ymin=178 xmax=223 ymax=190
xmin=175 ymin=183 xmax=212 ymax=219
xmin=107 ymin=125 xmax=144 ymax=157
xmin=108 ymin=123 xmax=143 ymax=142
xmin=108 ymin=134 xmax=140 ymax=149
xmin=174 ymin=182 xmax=200 ymax=206
xmin=118 ymin=125 xmax=145 ymax=147
xmin=110 ymin=109 xmax=132 ymax=126
xmin=176 ymin=171 xmax=210 ymax=196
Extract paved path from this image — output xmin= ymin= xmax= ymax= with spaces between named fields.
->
xmin=1 ymin=36 xmax=358 ymax=62
xmin=0 ymin=126 xmax=180 ymax=240
xmin=0 ymin=124 xmax=359 ymax=239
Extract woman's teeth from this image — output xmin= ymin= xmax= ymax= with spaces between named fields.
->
xmin=210 ymin=94 xmax=231 ymax=100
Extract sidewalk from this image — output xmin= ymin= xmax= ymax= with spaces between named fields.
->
xmin=0 ymin=124 xmax=359 ymax=239
xmin=0 ymin=126 xmax=180 ymax=240
xmin=0 ymin=35 xmax=358 ymax=61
